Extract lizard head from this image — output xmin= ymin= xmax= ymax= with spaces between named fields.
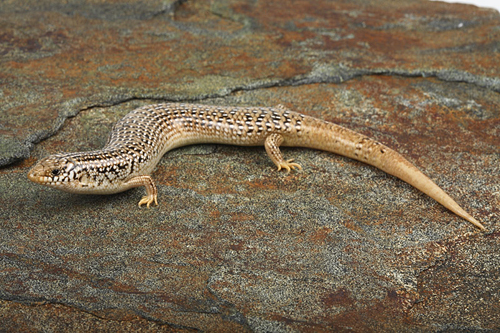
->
xmin=28 ymin=154 xmax=83 ymax=193
xmin=28 ymin=152 xmax=133 ymax=195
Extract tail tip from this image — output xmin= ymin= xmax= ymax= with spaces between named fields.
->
xmin=467 ymin=216 xmax=486 ymax=231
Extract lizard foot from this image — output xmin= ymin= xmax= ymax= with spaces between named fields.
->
xmin=138 ymin=194 xmax=158 ymax=208
xmin=277 ymin=159 xmax=302 ymax=173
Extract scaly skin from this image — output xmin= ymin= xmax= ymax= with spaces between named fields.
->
xmin=28 ymin=103 xmax=485 ymax=230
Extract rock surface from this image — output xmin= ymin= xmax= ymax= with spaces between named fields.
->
xmin=0 ymin=0 xmax=499 ymax=331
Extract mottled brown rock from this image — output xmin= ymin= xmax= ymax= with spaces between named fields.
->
xmin=0 ymin=0 xmax=499 ymax=331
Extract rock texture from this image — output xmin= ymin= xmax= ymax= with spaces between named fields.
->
xmin=0 ymin=0 xmax=499 ymax=331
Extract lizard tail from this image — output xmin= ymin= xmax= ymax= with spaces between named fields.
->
xmin=293 ymin=117 xmax=485 ymax=230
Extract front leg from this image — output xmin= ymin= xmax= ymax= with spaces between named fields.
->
xmin=264 ymin=133 xmax=302 ymax=173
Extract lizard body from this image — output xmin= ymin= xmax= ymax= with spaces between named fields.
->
xmin=28 ymin=103 xmax=485 ymax=230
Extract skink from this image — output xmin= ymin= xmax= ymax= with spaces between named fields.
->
xmin=28 ymin=103 xmax=485 ymax=230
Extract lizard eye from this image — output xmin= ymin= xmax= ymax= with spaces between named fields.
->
xmin=51 ymin=169 xmax=61 ymax=176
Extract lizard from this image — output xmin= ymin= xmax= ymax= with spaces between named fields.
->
xmin=27 ymin=103 xmax=485 ymax=230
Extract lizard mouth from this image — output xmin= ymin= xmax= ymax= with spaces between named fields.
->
xmin=27 ymin=159 xmax=56 ymax=185
xmin=27 ymin=165 xmax=45 ymax=184
xmin=27 ymin=170 xmax=38 ymax=182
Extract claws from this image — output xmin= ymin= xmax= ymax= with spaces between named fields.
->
xmin=138 ymin=195 xmax=158 ymax=208
xmin=276 ymin=159 xmax=302 ymax=173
